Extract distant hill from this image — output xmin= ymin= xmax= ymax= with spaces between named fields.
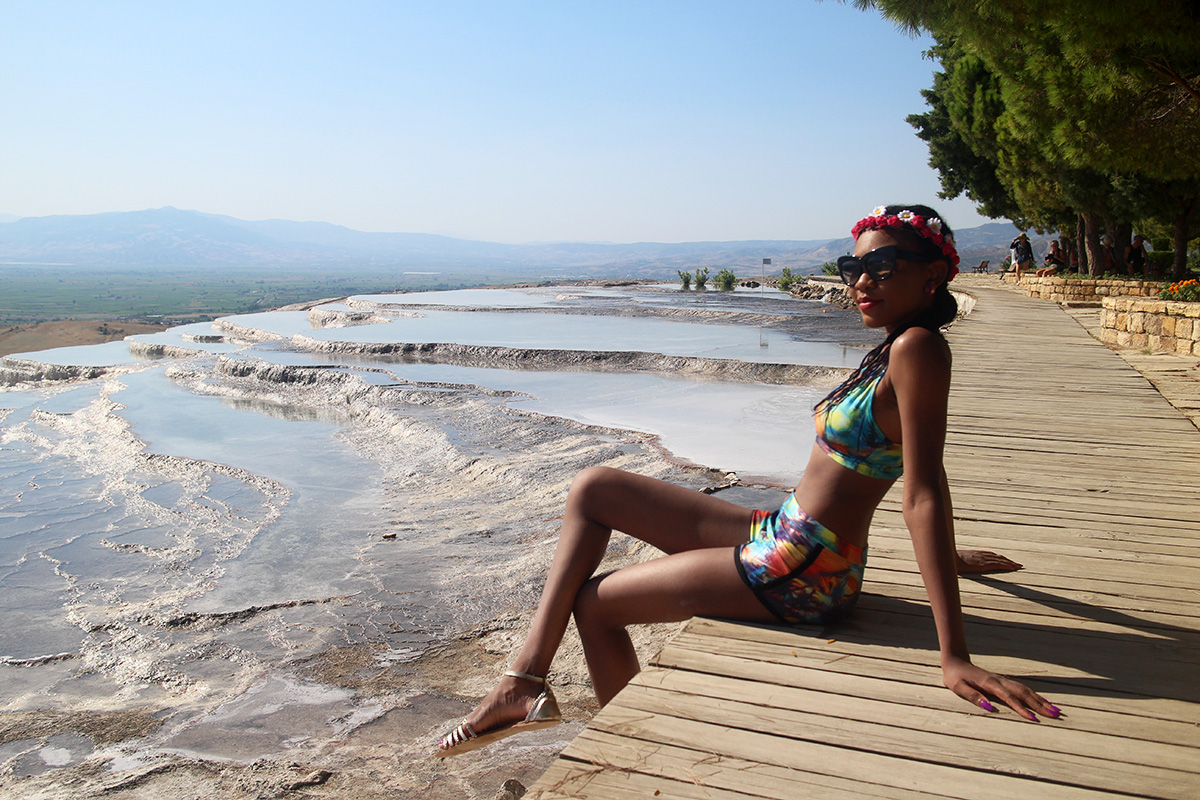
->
xmin=0 ymin=207 xmax=1038 ymax=277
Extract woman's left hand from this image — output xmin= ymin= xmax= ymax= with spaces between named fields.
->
xmin=956 ymin=549 xmax=1022 ymax=574
xmin=942 ymin=656 xmax=1061 ymax=721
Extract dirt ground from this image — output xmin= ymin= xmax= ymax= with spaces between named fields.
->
xmin=0 ymin=321 xmax=170 ymax=357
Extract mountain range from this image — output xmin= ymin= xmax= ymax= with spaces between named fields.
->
xmin=0 ymin=207 xmax=1031 ymax=278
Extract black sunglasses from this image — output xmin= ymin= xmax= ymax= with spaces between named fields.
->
xmin=836 ymin=245 xmax=937 ymax=285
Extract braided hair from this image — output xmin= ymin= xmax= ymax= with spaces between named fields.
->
xmin=816 ymin=204 xmax=958 ymax=414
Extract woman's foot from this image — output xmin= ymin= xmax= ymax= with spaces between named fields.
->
xmin=436 ymin=671 xmax=562 ymax=757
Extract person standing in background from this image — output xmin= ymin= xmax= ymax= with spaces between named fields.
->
xmin=1010 ymin=232 xmax=1034 ymax=281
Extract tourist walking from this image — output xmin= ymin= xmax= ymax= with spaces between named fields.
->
xmin=436 ymin=204 xmax=1061 ymax=757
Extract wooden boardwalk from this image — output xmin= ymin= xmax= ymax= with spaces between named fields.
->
xmin=527 ymin=280 xmax=1200 ymax=799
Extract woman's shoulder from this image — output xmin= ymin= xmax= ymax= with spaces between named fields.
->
xmin=892 ymin=325 xmax=949 ymax=351
xmin=890 ymin=326 xmax=952 ymax=370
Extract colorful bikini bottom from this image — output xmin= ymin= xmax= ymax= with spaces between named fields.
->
xmin=735 ymin=491 xmax=866 ymax=625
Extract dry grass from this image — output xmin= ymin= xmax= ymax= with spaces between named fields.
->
xmin=0 ymin=320 xmax=169 ymax=357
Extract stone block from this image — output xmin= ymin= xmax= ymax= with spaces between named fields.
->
xmin=1131 ymin=332 xmax=1149 ymax=348
xmin=1161 ymin=315 xmax=1176 ymax=337
xmin=1116 ymin=330 xmax=1133 ymax=347
xmin=1144 ymin=314 xmax=1161 ymax=335
xmin=1182 ymin=339 xmax=1198 ymax=356
xmin=1129 ymin=312 xmax=1145 ymax=334
xmin=1159 ymin=336 xmax=1176 ymax=352
xmin=1176 ymin=317 xmax=1193 ymax=339
xmin=1148 ymin=334 xmax=1161 ymax=350
xmin=1115 ymin=311 xmax=1128 ymax=331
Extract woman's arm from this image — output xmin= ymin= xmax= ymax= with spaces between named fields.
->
xmin=889 ymin=330 xmax=1059 ymax=721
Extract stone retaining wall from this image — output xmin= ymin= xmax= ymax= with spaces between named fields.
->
xmin=1018 ymin=276 xmax=1164 ymax=303
xmin=1099 ymin=297 xmax=1200 ymax=356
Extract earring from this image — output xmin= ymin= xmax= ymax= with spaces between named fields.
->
xmin=925 ymin=281 xmax=936 ymax=294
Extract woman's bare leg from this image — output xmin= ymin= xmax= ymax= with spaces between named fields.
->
xmin=574 ymin=547 xmax=776 ymax=704
xmin=445 ymin=466 xmax=758 ymax=740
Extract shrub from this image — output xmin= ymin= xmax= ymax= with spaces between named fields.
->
xmin=1147 ymin=251 xmax=1174 ymax=273
xmin=694 ymin=267 xmax=710 ymax=290
xmin=820 ymin=261 xmax=838 ymax=276
xmin=778 ymin=267 xmax=796 ymax=292
xmin=714 ymin=269 xmax=738 ymax=291
xmin=677 ymin=269 xmax=692 ymax=290
xmin=1160 ymin=278 xmax=1200 ymax=302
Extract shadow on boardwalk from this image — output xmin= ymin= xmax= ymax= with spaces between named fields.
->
xmin=526 ymin=278 xmax=1200 ymax=800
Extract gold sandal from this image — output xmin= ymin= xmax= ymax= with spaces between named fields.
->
xmin=435 ymin=670 xmax=562 ymax=757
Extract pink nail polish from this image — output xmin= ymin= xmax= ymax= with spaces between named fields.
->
xmin=979 ymin=699 xmax=997 ymax=712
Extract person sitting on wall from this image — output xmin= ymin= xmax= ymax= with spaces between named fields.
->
xmin=1035 ymin=240 xmax=1067 ymax=277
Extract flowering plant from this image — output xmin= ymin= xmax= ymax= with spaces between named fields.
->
xmin=851 ymin=208 xmax=961 ymax=280
xmin=1159 ymin=278 xmax=1200 ymax=302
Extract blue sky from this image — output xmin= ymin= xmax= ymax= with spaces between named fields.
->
xmin=2 ymin=1 xmax=994 ymax=243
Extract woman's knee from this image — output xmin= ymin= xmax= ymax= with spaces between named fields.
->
xmin=567 ymin=466 xmax=627 ymax=514
xmin=569 ymin=465 xmax=619 ymax=496
xmin=571 ymin=578 xmax=613 ymax=635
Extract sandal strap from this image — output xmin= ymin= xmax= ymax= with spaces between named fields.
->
xmin=504 ymin=669 xmax=546 ymax=685
xmin=440 ymin=721 xmax=477 ymax=750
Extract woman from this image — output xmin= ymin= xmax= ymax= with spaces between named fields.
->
xmin=1036 ymin=240 xmax=1067 ymax=277
xmin=437 ymin=204 xmax=1060 ymax=757
xmin=1009 ymin=232 xmax=1034 ymax=280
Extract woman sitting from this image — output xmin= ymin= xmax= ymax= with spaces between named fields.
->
xmin=436 ymin=203 xmax=1061 ymax=758
xmin=1036 ymin=240 xmax=1067 ymax=277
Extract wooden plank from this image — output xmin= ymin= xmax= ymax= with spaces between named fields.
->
xmin=601 ymin=681 xmax=1200 ymax=798
xmin=859 ymin=577 xmax=1200 ymax=634
xmin=528 ymin=758 xmax=762 ymax=799
xmin=653 ymin=639 xmax=1200 ymax=745
xmin=863 ymin=550 xmax=1200 ymax=596
xmin=558 ymin=729 xmax=962 ymax=800
xmin=635 ymin=669 xmax=1200 ymax=773
xmin=676 ymin=617 xmax=1200 ymax=722
xmin=586 ymin=702 xmax=1149 ymax=800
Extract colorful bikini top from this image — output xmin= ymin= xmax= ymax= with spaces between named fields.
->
xmin=814 ymin=367 xmax=904 ymax=480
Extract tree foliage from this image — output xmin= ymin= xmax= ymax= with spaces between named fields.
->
xmin=858 ymin=0 xmax=1200 ymax=278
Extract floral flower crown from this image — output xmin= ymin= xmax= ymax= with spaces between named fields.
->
xmin=852 ymin=206 xmax=960 ymax=281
